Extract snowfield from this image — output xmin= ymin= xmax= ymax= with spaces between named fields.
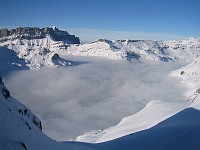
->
xmin=1 ymin=35 xmax=200 ymax=150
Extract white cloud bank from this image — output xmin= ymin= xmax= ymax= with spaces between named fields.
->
xmin=5 ymin=56 xmax=187 ymax=141
xmin=67 ymin=28 xmax=187 ymax=42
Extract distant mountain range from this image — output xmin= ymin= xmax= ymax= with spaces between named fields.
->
xmin=0 ymin=28 xmax=200 ymax=72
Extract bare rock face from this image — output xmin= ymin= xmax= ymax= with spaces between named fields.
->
xmin=0 ymin=29 xmax=10 ymax=37
xmin=0 ymin=27 xmax=80 ymax=44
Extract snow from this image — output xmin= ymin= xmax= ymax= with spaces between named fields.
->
xmin=0 ymin=36 xmax=72 ymax=69
xmin=0 ymin=46 xmax=29 ymax=75
xmin=171 ymin=57 xmax=200 ymax=100
xmin=97 ymin=107 xmax=200 ymax=150
xmin=77 ymin=100 xmax=189 ymax=143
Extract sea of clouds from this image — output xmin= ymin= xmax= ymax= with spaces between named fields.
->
xmin=4 ymin=56 xmax=187 ymax=141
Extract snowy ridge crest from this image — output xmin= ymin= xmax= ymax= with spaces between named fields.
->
xmin=67 ymin=38 xmax=200 ymax=61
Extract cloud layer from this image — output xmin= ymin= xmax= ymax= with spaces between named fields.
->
xmin=5 ymin=57 xmax=186 ymax=141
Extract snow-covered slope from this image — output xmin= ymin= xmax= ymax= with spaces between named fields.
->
xmin=76 ymin=100 xmax=189 ymax=143
xmin=165 ymin=38 xmax=200 ymax=62
xmin=0 ymin=26 xmax=78 ymax=69
xmin=0 ymin=46 xmax=29 ymax=75
xmin=97 ymin=106 xmax=200 ymax=150
xmin=0 ymin=36 xmax=72 ymax=69
xmin=171 ymin=57 xmax=200 ymax=101
xmin=0 ymin=76 xmax=43 ymax=149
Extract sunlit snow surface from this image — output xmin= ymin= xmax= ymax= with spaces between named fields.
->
xmin=4 ymin=56 xmax=187 ymax=141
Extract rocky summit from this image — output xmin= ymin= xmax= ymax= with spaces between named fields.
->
xmin=0 ymin=26 xmax=80 ymax=44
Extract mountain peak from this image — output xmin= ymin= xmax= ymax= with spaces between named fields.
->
xmin=0 ymin=27 xmax=80 ymax=44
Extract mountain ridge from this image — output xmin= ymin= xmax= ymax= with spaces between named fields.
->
xmin=0 ymin=27 xmax=80 ymax=44
xmin=1 ymin=27 xmax=200 ymax=71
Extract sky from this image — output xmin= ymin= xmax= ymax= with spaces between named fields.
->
xmin=0 ymin=0 xmax=200 ymax=41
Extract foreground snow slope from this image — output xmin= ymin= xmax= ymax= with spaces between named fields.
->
xmin=97 ymin=106 xmax=200 ymax=150
xmin=77 ymin=100 xmax=189 ymax=143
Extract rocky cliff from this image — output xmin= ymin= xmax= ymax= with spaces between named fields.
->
xmin=0 ymin=26 xmax=80 ymax=44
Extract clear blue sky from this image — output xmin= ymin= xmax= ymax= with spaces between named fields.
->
xmin=0 ymin=0 xmax=200 ymax=41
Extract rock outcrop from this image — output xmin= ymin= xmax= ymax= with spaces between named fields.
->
xmin=0 ymin=26 xmax=80 ymax=44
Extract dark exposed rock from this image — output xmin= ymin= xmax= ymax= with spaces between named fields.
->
xmin=20 ymin=142 xmax=28 ymax=150
xmin=2 ymin=88 xmax=10 ymax=99
xmin=180 ymin=71 xmax=185 ymax=75
xmin=0 ymin=76 xmax=2 ymax=84
xmin=51 ymin=53 xmax=60 ymax=60
xmin=25 ymin=122 xmax=32 ymax=130
xmin=0 ymin=76 xmax=10 ymax=99
xmin=33 ymin=116 xmax=42 ymax=131
xmin=0 ymin=27 xmax=80 ymax=44
xmin=0 ymin=29 xmax=10 ymax=37
xmin=196 ymin=88 xmax=200 ymax=94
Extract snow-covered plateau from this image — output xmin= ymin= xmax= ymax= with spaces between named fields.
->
xmin=1 ymin=28 xmax=200 ymax=150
